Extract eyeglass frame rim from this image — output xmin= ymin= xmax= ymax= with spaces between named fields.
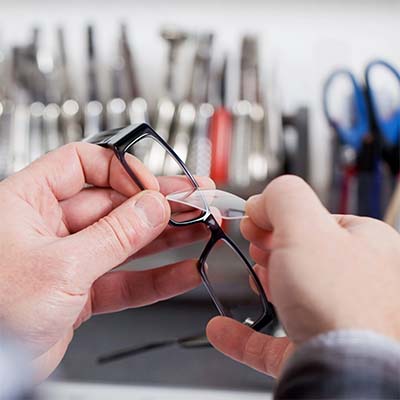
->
xmin=85 ymin=123 xmax=275 ymax=330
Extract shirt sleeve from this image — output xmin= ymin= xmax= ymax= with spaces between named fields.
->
xmin=274 ymin=330 xmax=400 ymax=399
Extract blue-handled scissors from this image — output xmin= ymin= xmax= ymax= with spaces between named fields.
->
xmin=365 ymin=60 xmax=400 ymax=147
xmin=365 ymin=60 xmax=400 ymax=177
xmin=323 ymin=68 xmax=382 ymax=218
xmin=323 ymin=69 xmax=370 ymax=152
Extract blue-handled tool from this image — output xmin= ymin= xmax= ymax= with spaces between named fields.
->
xmin=365 ymin=60 xmax=400 ymax=182
xmin=365 ymin=59 xmax=400 ymax=148
xmin=323 ymin=68 xmax=382 ymax=218
xmin=323 ymin=69 xmax=370 ymax=152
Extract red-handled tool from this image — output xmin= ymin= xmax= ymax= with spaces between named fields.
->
xmin=210 ymin=57 xmax=232 ymax=185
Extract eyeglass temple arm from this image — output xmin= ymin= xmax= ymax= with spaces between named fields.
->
xmin=97 ymin=334 xmax=210 ymax=364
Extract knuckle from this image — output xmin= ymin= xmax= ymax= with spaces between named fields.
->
xmin=56 ymin=142 xmax=81 ymax=159
xmin=149 ymin=271 xmax=164 ymax=301
xmin=99 ymin=214 xmax=140 ymax=258
xmin=265 ymin=175 xmax=306 ymax=198
xmin=262 ymin=339 xmax=289 ymax=377
xmin=243 ymin=331 xmax=266 ymax=361
xmin=63 ymin=142 xmax=79 ymax=152
xmin=119 ymin=272 xmax=136 ymax=304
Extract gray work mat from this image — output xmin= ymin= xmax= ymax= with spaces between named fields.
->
xmin=55 ymin=298 xmax=274 ymax=392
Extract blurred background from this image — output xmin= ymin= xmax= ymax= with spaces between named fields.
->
xmin=1 ymin=0 xmax=400 ymax=398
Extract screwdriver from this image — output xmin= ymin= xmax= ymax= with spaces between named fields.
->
xmin=209 ymin=56 xmax=232 ymax=185
xmin=87 ymin=25 xmax=99 ymax=102
xmin=57 ymin=27 xmax=72 ymax=102
xmin=242 ymin=35 xmax=268 ymax=183
xmin=186 ymin=33 xmax=215 ymax=176
xmin=84 ymin=25 xmax=103 ymax=136
xmin=120 ymin=24 xmax=140 ymax=101
xmin=160 ymin=27 xmax=188 ymax=103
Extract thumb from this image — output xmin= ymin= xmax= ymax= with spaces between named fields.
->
xmin=246 ymin=175 xmax=336 ymax=240
xmin=57 ymin=190 xmax=170 ymax=287
xmin=207 ymin=317 xmax=294 ymax=378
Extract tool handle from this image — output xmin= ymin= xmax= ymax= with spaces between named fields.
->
xmin=365 ymin=59 xmax=400 ymax=147
xmin=29 ymin=102 xmax=45 ymax=162
xmin=43 ymin=103 xmax=62 ymax=152
xmin=323 ymin=69 xmax=369 ymax=151
xmin=187 ymin=103 xmax=214 ymax=176
xmin=339 ymin=165 xmax=357 ymax=214
xmin=210 ymin=107 xmax=232 ymax=184
xmin=385 ymin=175 xmax=400 ymax=227
xmin=230 ymin=101 xmax=252 ymax=187
xmin=165 ymin=101 xmax=196 ymax=175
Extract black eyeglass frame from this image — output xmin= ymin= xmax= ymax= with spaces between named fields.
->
xmin=85 ymin=123 xmax=275 ymax=331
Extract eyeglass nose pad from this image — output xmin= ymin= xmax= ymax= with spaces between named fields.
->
xmin=166 ymin=189 xmax=248 ymax=220
xmin=243 ymin=318 xmax=255 ymax=326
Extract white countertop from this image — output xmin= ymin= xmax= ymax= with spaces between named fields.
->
xmin=38 ymin=382 xmax=273 ymax=400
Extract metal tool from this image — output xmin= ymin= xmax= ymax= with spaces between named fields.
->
xmin=159 ymin=30 xmax=198 ymax=175
xmin=61 ymin=99 xmax=82 ymax=143
xmin=230 ymin=37 xmax=260 ymax=186
xmin=240 ymin=35 xmax=260 ymax=104
xmin=84 ymin=100 xmax=103 ymax=137
xmin=87 ymin=25 xmax=99 ymax=102
xmin=98 ymin=334 xmax=209 ymax=364
xmin=10 ymin=104 xmax=30 ymax=173
xmin=119 ymin=24 xmax=140 ymax=101
xmin=249 ymin=103 xmax=268 ymax=181
xmin=106 ymin=97 xmax=127 ymax=129
xmin=187 ymin=102 xmax=214 ymax=176
xmin=160 ymin=27 xmax=188 ymax=102
xmin=43 ymin=103 xmax=62 ymax=151
xmin=11 ymin=29 xmax=44 ymax=104
xmin=241 ymin=36 xmax=269 ymax=183
xmin=164 ymin=101 xmax=196 ymax=175
xmin=82 ymin=26 xmax=103 ymax=136
xmin=187 ymin=33 xmax=214 ymax=106
xmin=106 ymin=32 xmax=128 ymax=130
xmin=56 ymin=27 xmax=72 ymax=102
xmin=230 ymin=100 xmax=252 ymax=187
xmin=29 ymin=102 xmax=45 ymax=162
xmin=148 ymin=28 xmax=187 ymax=175
xmin=0 ymin=39 xmax=8 ymax=101
xmin=31 ymin=27 xmax=53 ymax=103
xmin=126 ymin=97 xmax=151 ymax=164
xmin=0 ymin=101 xmax=14 ymax=178
xmin=128 ymin=97 xmax=149 ymax=125
xmin=186 ymin=33 xmax=215 ymax=176
xmin=264 ymin=91 xmax=284 ymax=178
xmin=149 ymin=97 xmax=175 ymax=175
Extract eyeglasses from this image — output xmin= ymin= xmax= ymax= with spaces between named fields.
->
xmin=85 ymin=123 xmax=276 ymax=360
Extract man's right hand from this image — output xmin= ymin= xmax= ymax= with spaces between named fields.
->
xmin=207 ymin=175 xmax=400 ymax=378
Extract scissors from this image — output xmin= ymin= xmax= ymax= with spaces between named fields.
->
xmin=323 ymin=67 xmax=382 ymax=218
xmin=365 ymin=60 xmax=400 ymax=226
xmin=365 ymin=60 xmax=400 ymax=179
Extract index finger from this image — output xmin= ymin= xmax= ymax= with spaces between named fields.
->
xmin=246 ymin=175 xmax=336 ymax=240
xmin=8 ymin=142 xmax=159 ymax=201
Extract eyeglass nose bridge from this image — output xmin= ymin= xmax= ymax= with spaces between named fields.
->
xmin=204 ymin=213 xmax=221 ymax=232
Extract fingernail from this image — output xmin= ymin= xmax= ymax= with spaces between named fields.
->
xmin=246 ymin=194 xmax=262 ymax=212
xmin=134 ymin=191 xmax=167 ymax=228
xmin=247 ymin=194 xmax=262 ymax=204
